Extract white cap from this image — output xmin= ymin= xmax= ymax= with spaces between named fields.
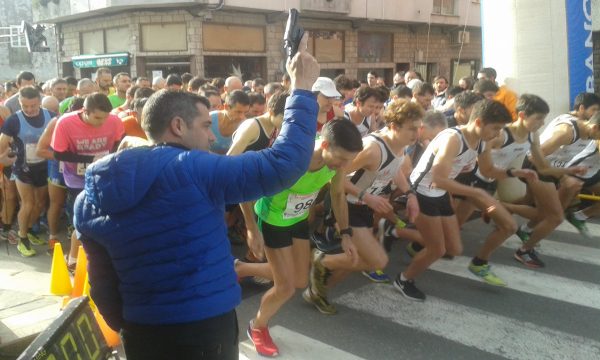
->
xmin=311 ymin=77 xmax=341 ymax=98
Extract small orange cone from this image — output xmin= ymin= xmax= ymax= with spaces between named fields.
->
xmin=72 ymin=245 xmax=88 ymax=297
xmin=94 ymin=309 xmax=121 ymax=347
xmin=50 ymin=243 xmax=73 ymax=295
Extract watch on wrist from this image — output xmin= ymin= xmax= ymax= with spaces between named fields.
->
xmin=339 ymin=227 xmax=353 ymax=237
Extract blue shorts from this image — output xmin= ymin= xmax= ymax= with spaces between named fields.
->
xmin=47 ymin=160 xmax=66 ymax=188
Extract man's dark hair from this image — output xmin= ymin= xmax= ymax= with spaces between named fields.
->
xmin=459 ymin=76 xmax=474 ymax=90
xmin=321 ymin=119 xmax=363 ymax=153
xmin=226 ymin=89 xmax=250 ymax=107
xmin=473 ymin=79 xmax=499 ymax=95
xmin=252 ymin=78 xmax=266 ymax=87
xmin=264 ymin=82 xmax=283 ymax=96
xmin=374 ymin=85 xmax=390 ymax=103
xmin=64 ymin=76 xmax=78 ymax=87
xmin=248 ymin=92 xmax=266 ymax=106
xmin=113 ymin=72 xmax=130 ymax=83
xmin=354 ymin=86 xmax=379 ymax=104
xmin=478 ymin=67 xmax=497 ymax=80
xmin=126 ymin=85 xmax=139 ymax=98
xmin=334 ymin=75 xmax=354 ymax=91
xmin=132 ymin=97 xmax=149 ymax=115
xmin=189 ymin=76 xmax=207 ymax=92
xmin=5 ymin=81 xmax=17 ymax=92
xmin=181 ymin=73 xmax=193 ymax=84
xmin=84 ymin=93 xmax=113 ymax=113
xmin=267 ymin=90 xmax=290 ymax=116
xmin=203 ymin=90 xmax=220 ymax=99
xmin=134 ymin=87 xmax=155 ymax=100
xmin=368 ymin=70 xmax=379 ymax=78
xmin=211 ymin=77 xmax=225 ymax=90
xmin=19 ymin=86 xmax=41 ymax=100
xmin=50 ymin=78 xmax=67 ymax=88
xmin=516 ymin=94 xmax=550 ymax=116
xmin=454 ymin=91 xmax=484 ymax=110
xmin=69 ymin=96 xmax=86 ymax=112
xmin=412 ymin=82 xmax=435 ymax=96
xmin=573 ymin=92 xmax=600 ymax=111
xmin=470 ymin=99 xmax=512 ymax=125
xmin=16 ymin=71 xmax=35 ymax=85
xmin=143 ymin=90 xmax=210 ymax=141
xmin=166 ymin=74 xmax=183 ymax=87
xmin=447 ymin=86 xmax=464 ymax=97
xmin=95 ymin=67 xmax=111 ymax=78
xmin=390 ymin=85 xmax=413 ymax=99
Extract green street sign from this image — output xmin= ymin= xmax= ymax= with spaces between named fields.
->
xmin=72 ymin=53 xmax=129 ymax=68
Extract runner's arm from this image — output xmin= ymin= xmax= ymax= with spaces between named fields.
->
xmin=227 ymin=120 xmax=259 ymax=156
xmin=538 ymin=124 xmax=572 ymax=157
xmin=36 ymin=117 xmax=58 ymax=160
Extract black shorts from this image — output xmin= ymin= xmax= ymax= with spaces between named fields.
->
xmin=522 ymin=157 xmax=559 ymax=186
xmin=348 ymin=202 xmax=375 ymax=228
xmin=15 ymin=162 xmax=48 ymax=188
xmin=259 ymin=218 xmax=310 ymax=249
xmin=578 ymin=171 xmax=600 ymax=188
xmin=416 ymin=191 xmax=454 ymax=217
xmin=454 ymin=171 xmax=497 ymax=199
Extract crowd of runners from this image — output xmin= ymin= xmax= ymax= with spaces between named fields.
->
xmin=1 ymin=51 xmax=599 ymax=358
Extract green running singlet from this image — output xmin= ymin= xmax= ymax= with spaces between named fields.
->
xmin=255 ymin=164 xmax=336 ymax=227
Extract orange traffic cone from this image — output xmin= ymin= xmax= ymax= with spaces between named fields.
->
xmin=50 ymin=243 xmax=73 ymax=295
xmin=72 ymin=245 xmax=88 ymax=297
xmin=94 ymin=309 xmax=121 ymax=347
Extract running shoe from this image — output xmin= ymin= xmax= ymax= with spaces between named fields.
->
xmin=377 ymin=219 xmax=395 ymax=253
xmin=310 ymin=249 xmax=331 ymax=297
xmin=405 ymin=242 xmax=421 ymax=258
xmin=302 ymin=287 xmax=337 ymax=315
xmin=566 ymin=211 xmax=590 ymax=238
xmin=27 ymin=230 xmax=46 ymax=245
xmin=17 ymin=239 xmax=36 ymax=257
xmin=468 ymin=263 xmax=507 ymax=286
xmin=361 ymin=270 xmax=391 ymax=283
xmin=247 ymin=320 xmax=279 ymax=357
xmin=0 ymin=229 xmax=18 ymax=245
xmin=515 ymin=227 xmax=531 ymax=243
xmin=393 ymin=275 xmax=426 ymax=301
xmin=514 ymin=248 xmax=545 ymax=268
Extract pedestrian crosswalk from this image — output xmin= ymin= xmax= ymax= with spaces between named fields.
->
xmin=238 ymin=219 xmax=600 ymax=359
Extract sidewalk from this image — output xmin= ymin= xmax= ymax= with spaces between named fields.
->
xmin=0 ymin=241 xmax=62 ymax=356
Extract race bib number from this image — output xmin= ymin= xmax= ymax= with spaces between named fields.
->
xmin=283 ymin=192 xmax=318 ymax=219
xmin=552 ymin=160 xmax=567 ymax=168
xmin=76 ymin=162 xmax=89 ymax=176
xmin=25 ymin=143 xmax=43 ymax=163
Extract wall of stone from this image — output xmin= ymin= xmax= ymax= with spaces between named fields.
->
xmin=0 ymin=0 xmax=58 ymax=82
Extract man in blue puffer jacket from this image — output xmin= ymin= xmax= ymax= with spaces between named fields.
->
xmin=74 ymin=38 xmax=320 ymax=360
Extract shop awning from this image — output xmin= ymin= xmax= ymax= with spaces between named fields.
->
xmin=72 ymin=53 xmax=129 ymax=68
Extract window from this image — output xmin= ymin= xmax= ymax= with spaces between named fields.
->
xmin=142 ymin=23 xmax=187 ymax=52
xmin=358 ymin=32 xmax=393 ymax=63
xmin=433 ymin=0 xmax=456 ymax=15
xmin=81 ymin=29 xmax=104 ymax=54
xmin=203 ymin=24 xmax=265 ymax=52
xmin=9 ymin=25 xmax=26 ymax=48
xmin=105 ymin=27 xmax=129 ymax=53
xmin=307 ymin=30 xmax=344 ymax=63
xmin=414 ymin=63 xmax=438 ymax=84
xmin=450 ymin=59 xmax=480 ymax=85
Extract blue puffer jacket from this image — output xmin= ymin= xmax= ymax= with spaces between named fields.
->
xmin=74 ymin=90 xmax=317 ymax=330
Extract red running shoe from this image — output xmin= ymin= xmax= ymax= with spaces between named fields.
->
xmin=247 ymin=320 xmax=279 ymax=357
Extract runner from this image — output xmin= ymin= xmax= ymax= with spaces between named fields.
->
xmin=0 ymin=87 xmax=54 ymax=256
xmin=248 ymin=120 xmax=362 ymax=357
xmin=306 ymin=99 xmax=422 ymax=313
xmin=400 ymin=99 xmax=535 ymax=301
xmin=344 ymin=86 xmax=380 ymax=137
xmin=51 ymin=93 xmax=124 ymax=270
xmin=209 ymin=90 xmax=250 ymax=155
xmin=521 ymin=92 xmax=600 ymax=237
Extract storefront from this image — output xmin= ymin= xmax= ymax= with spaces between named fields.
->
xmin=70 ymin=53 xmax=131 ymax=79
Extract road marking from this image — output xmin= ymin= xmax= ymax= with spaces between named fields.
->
xmin=239 ymin=325 xmax=366 ymax=360
xmin=428 ymin=256 xmax=600 ymax=310
xmin=337 ymin=285 xmax=600 ymax=360
xmin=503 ymin=236 xmax=600 ymax=266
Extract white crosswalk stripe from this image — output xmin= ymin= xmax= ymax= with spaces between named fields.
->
xmin=336 ymin=285 xmax=600 ymax=360
xmin=503 ymin=236 xmax=600 ymax=266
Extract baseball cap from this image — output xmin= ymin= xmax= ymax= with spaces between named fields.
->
xmin=311 ymin=77 xmax=341 ymax=98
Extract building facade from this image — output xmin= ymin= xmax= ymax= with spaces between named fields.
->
xmin=34 ymin=0 xmax=482 ymax=85
xmin=0 ymin=0 xmax=58 ymax=82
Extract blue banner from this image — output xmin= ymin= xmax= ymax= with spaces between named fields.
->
xmin=566 ymin=0 xmax=594 ymax=109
